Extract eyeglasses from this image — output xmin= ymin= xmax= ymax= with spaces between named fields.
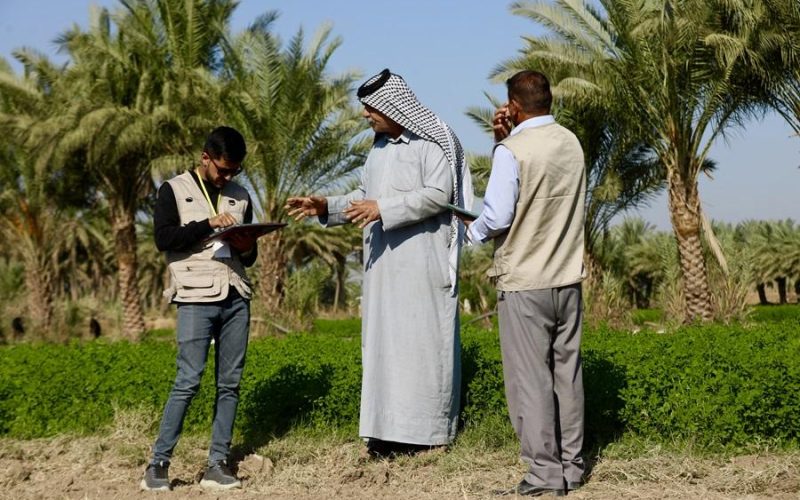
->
xmin=208 ymin=156 xmax=242 ymax=178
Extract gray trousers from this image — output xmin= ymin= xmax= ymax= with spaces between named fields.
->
xmin=497 ymin=284 xmax=584 ymax=489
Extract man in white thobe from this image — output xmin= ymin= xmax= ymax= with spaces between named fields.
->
xmin=286 ymin=69 xmax=472 ymax=455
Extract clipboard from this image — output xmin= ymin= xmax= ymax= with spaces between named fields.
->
xmin=446 ymin=203 xmax=480 ymax=221
xmin=201 ymin=222 xmax=287 ymax=244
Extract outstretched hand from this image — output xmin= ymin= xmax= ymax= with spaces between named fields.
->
xmin=344 ymin=200 xmax=380 ymax=229
xmin=285 ymin=196 xmax=328 ymax=220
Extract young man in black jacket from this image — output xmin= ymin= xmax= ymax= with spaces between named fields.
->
xmin=141 ymin=126 xmax=257 ymax=491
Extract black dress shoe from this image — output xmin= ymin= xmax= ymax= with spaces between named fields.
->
xmin=494 ymin=479 xmax=565 ymax=496
xmin=365 ymin=438 xmax=393 ymax=458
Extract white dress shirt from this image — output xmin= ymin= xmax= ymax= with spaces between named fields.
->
xmin=468 ymin=115 xmax=556 ymax=243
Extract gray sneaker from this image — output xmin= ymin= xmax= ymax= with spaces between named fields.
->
xmin=200 ymin=461 xmax=242 ymax=490
xmin=140 ymin=461 xmax=171 ymax=491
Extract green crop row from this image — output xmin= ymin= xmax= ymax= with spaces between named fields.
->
xmin=1 ymin=319 xmax=799 ymax=450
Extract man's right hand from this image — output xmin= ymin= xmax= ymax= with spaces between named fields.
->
xmin=285 ymin=196 xmax=328 ymax=220
xmin=493 ymin=105 xmax=512 ymax=142
xmin=209 ymin=212 xmax=238 ymax=229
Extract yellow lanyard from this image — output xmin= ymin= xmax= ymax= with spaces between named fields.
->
xmin=194 ymin=169 xmax=219 ymax=217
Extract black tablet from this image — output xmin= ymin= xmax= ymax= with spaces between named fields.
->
xmin=202 ymin=222 xmax=287 ymax=244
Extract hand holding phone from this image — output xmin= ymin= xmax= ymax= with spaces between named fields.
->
xmin=493 ymin=104 xmax=513 ymax=142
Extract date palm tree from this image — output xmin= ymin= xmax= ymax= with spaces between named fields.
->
xmin=596 ymin=218 xmax=663 ymax=308
xmin=220 ymin=15 xmax=370 ymax=311
xmin=771 ymin=64 xmax=800 ymax=135
xmin=738 ymin=0 xmax=800 ymax=134
xmin=0 ymin=56 xmax=100 ymax=336
xmin=497 ymin=0 xmax=800 ymax=322
xmin=746 ymin=219 xmax=800 ymax=304
xmin=283 ymin=222 xmax=362 ymax=311
xmin=0 ymin=147 xmax=60 ymax=335
xmin=32 ymin=0 xmax=233 ymax=338
xmin=56 ymin=203 xmax=115 ymax=303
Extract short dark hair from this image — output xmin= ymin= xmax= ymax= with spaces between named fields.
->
xmin=506 ymin=70 xmax=552 ymax=114
xmin=203 ymin=126 xmax=247 ymax=163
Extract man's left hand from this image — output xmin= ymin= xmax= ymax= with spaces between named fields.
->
xmin=227 ymin=233 xmax=258 ymax=253
xmin=344 ymin=200 xmax=381 ymax=229
xmin=453 ymin=213 xmax=473 ymax=227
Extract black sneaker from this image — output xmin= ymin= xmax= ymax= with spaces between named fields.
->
xmin=566 ymin=479 xmax=585 ymax=491
xmin=140 ymin=461 xmax=171 ymax=491
xmin=200 ymin=460 xmax=242 ymax=490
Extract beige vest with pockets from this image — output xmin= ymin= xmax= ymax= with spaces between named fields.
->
xmin=163 ymin=171 xmax=252 ymax=302
xmin=489 ymin=123 xmax=586 ymax=291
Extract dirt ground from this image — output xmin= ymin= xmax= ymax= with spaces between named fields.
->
xmin=745 ymin=288 xmax=798 ymax=307
xmin=2 ymin=415 xmax=799 ymax=500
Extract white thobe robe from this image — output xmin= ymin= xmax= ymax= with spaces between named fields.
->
xmin=324 ymin=130 xmax=461 ymax=445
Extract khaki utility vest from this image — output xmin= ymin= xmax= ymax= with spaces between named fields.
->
xmin=163 ymin=171 xmax=252 ymax=302
xmin=489 ymin=123 xmax=586 ymax=291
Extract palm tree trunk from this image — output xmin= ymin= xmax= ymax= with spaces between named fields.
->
xmin=776 ymin=277 xmax=788 ymax=304
xmin=258 ymin=231 xmax=287 ymax=312
xmin=667 ymin=171 xmax=713 ymax=323
xmin=756 ymin=283 xmax=769 ymax=305
xmin=111 ymin=205 xmax=146 ymax=340
xmin=582 ymin=248 xmax=606 ymax=309
xmin=24 ymin=262 xmax=54 ymax=337
xmin=583 ymin=249 xmax=602 ymax=291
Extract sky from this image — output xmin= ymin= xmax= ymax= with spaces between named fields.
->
xmin=0 ymin=0 xmax=797 ymax=229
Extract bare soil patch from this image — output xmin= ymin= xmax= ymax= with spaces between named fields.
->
xmin=3 ymin=441 xmax=799 ymax=499
xmin=1 ymin=413 xmax=799 ymax=499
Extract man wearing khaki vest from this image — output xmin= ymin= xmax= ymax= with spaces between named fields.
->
xmin=141 ymin=126 xmax=257 ymax=492
xmin=464 ymin=71 xmax=586 ymax=497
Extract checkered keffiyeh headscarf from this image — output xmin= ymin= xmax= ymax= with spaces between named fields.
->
xmin=358 ymin=69 xmax=473 ymax=289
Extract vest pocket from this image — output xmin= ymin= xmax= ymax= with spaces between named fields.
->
xmin=174 ymin=272 xmax=222 ymax=298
